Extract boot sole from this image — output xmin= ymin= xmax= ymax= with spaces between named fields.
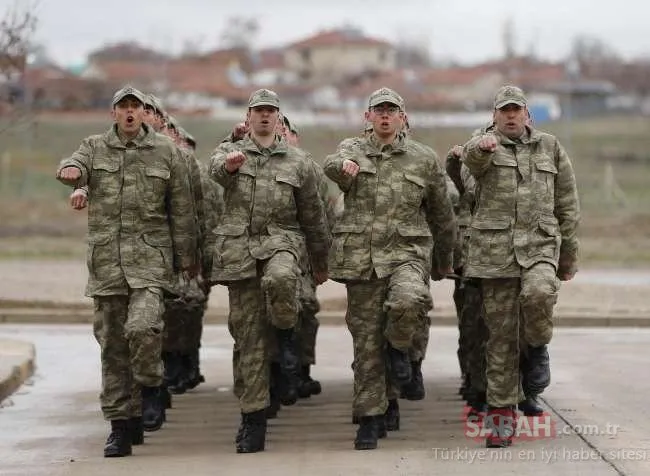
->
xmin=354 ymin=443 xmax=378 ymax=450
xmin=236 ymin=445 xmax=265 ymax=453
xmin=104 ymin=448 xmax=132 ymax=457
xmin=143 ymin=419 xmax=163 ymax=432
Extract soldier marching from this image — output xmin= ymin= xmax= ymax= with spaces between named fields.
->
xmin=56 ymin=83 xmax=579 ymax=455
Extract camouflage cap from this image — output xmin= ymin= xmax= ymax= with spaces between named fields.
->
xmin=145 ymin=93 xmax=165 ymax=114
xmin=494 ymin=85 xmax=527 ymax=109
xmin=368 ymin=87 xmax=405 ymax=110
xmin=248 ymin=88 xmax=280 ymax=109
xmin=112 ymin=85 xmax=145 ymax=107
xmin=283 ymin=115 xmax=298 ymax=135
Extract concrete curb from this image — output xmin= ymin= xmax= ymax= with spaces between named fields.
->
xmin=1 ymin=307 xmax=650 ymax=327
xmin=0 ymin=339 xmax=36 ymax=403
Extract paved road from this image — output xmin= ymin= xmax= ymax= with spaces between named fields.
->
xmin=1 ymin=325 xmax=649 ymax=475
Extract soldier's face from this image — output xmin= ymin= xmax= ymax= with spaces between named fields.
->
xmin=143 ymin=106 xmax=155 ymax=126
xmin=112 ymin=97 xmax=144 ymax=136
xmin=248 ymin=106 xmax=280 ymax=136
xmin=494 ymin=104 xmax=528 ymax=139
xmin=365 ymin=102 xmax=404 ymax=139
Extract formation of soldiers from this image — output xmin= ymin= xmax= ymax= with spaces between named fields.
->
xmin=55 ymin=82 xmax=580 ymax=456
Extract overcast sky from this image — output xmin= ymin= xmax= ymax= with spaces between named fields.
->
xmin=4 ymin=0 xmax=650 ymax=66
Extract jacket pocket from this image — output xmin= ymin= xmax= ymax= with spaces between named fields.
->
xmin=402 ymin=172 xmax=426 ymax=207
xmin=87 ymin=234 xmax=114 ymax=280
xmin=274 ymin=173 xmax=299 ymax=209
xmin=141 ymin=232 xmax=173 ymax=277
xmin=213 ymin=224 xmax=248 ymax=269
xmin=467 ymin=217 xmax=512 ymax=266
xmin=331 ymin=222 xmax=367 ymax=266
xmin=144 ymin=167 xmax=170 ymax=198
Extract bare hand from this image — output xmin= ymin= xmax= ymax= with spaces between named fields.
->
xmin=57 ymin=166 xmax=81 ymax=183
xmin=225 ymin=151 xmax=246 ymax=173
xmin=478 ymin=134 xmax=498 ymax=153
xmin=451 ymin=145 xmax=463 ymax=158
xmin=559 ymin=270 xmax=576 ymax=281
xmin=69 ymin=189 xmax=88 ymax=210
xmin=233 ymin=122 xmax=249 ymax=140
xmin=341 ymin=159 xmax=360 ymax=178
xmin=313 ymin=270 xmax=328 ymax=285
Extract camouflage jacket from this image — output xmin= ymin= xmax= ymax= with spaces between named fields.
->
xmin=56 ymin=124 xmax=197 ymax=296
xmin=199 ymin=161 xmax=224 ymax=277
xmin=324 ymin=133 xmax=457 ymax=281
xmin=209 ymin=135 xmax=329 ymax=283
xmin=462 ymin=126 xmax=580 ymax=278
xmin=445 ymin=152 xmax=477 ymax=270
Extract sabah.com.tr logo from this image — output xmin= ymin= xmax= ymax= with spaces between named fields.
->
xmin=464 ymin=409 xmax=557 ymax=442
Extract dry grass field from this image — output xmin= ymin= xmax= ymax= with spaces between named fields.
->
xmin=0 ymin=113 xmax=649 ymax=266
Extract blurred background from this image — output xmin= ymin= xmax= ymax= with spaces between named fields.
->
xmin=0 ymin=0 xmax=649 ymax=268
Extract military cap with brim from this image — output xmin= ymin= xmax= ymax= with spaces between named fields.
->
xmin=248 ymin=89 xmax=280 ymax=109
xmin=283 ymin=115 xmax=298 ymax=135
xmin=494 ymin=85 xmax=527 ymax=109
xmin=368 ymin=87 xmax=405 ymax=110
xmin=112 ymin=86 xmax=146 ymax=107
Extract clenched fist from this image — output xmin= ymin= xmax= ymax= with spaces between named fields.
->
xmin=341 ymin=159 xmax=360 ymax=178
xmin=69 ymin=188 xmax=88 ymax=210
xmin=225 ymin=151 xmax=246 ymax=173
xmin=478 ymin=134 xmax=498 ymax=153
xmin=57 ymin=166 xmax=81 ymax=184
xmin=232 ymin=122 xmax=249 ymax=140
xmin=450 ymin=145 xmax=463 ymax=158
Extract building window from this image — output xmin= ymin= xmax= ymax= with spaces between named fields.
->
xmin=301 ymin=48 xmax=311 ymax=63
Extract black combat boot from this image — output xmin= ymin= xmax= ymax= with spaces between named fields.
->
xmin=387 ymin=344 xmax=412 ymax=386
xmin=104 ymin=419 xmax=132 ymax=457
xmin=298 ymin=365 xmax=322 ymax=398
xmin=164 ymin=351 xmax=186 ymax=395
xmin=128 ymin=416 xmax=144 ymax=445
xmin=401 ymin=359 xmax=425 ymax=400
xmin=142 ymin=386 xmax=164 ymax=432
xmin=236 ymin=409 xmax=267 ymax=453
xmin=185 ymin=348 xmax=205 ymax=390
xmin=354 ymin=416 xmax=382 ymax=450
xmin=266 ymin=383 xmax=281 ymax=419
xmin=467 ymin=391 xmax=487 ymax=418
xmin=518 ymin=394 xmax=545 ymax=416
xmin=385 ymin=399 xmax=400 ymax=431
xmin=275 ymin=328 xmax=299 ymax=405
xmin=526 ymin=345 xmax=551 ymax=394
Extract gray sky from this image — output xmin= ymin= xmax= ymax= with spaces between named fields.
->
xmin=4 ymin=0 xmax=650 ymax=65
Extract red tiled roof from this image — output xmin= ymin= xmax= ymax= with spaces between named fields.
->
xmin=287 ymin=29 xmax=391 ymax=49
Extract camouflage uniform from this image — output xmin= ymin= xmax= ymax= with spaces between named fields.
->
xmin=324 ymin=103 xmax=456 ymax=419
xmin=209 ymin=129 xmax=329 ymax=415
xmin=445 ymin=151 xmax=487 ymax=400
xmin=56 ymin=106 xmax=196 ymax=422
xmin=462 ymin=86 xmax=580 ymax=410
xmin=162 ymin=145 xmax=208 ymax=390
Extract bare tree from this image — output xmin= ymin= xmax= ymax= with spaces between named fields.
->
xmin=0 ymin=1 xmax=38 ymax=134
xmin=219 ymin=17 xmax=259 ymax=50
xmin=394 ymin=29 xmax=433 ymax=68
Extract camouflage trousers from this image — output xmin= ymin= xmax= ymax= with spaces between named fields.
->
xmin=409 ymin=312 xmax=431 ymax=362
xmin=481 ymin=263 xmax=559 ymax=407
xmin=92 ymin=287 xmax=165 ymax=420
xmin=229 ymin=251 xmax=300 ymax=413
xmin=346 ymin=263 xmax=433 ymax=417
xmin=297 ymin=271 xmax=320 ymax=366
xmin=459 ymin=278 xmax=487 ymax=393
